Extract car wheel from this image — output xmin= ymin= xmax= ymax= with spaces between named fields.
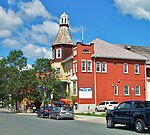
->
xmin=41 ymin=114 xmax=44 ymax=118
xmin=135 ymin=119 xmax=145 ymax=133
xmin=106 ymin=117 xmax=115 ymax=128
xmin=104 ymin=108 xmax=107 ymax=112
xmin=95 ymin=108 xmax=98 ymax=112
xmin=56 ymin=115 xmax=59 ymax=120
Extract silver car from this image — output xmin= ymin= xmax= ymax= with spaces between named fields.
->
xmin=49 ymin=106 xmax=74 ymax=120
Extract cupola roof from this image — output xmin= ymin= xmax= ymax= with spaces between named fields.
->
xmin=53 ymin=12 xmax=74 ymax=46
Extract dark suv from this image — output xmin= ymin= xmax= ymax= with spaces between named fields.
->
xmin=37 ymin=106 xmax=53 ymax=118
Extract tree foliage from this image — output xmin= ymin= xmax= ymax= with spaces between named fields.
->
xmin=0 ymin=50 xmax=37 ymax=105
xmin=0 ymin=51 xmax=66 ymax=107
xmin=33 ymin=58 xmax=66 ymax=101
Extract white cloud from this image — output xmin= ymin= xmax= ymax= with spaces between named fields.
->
xmin=32 ymin=21 xmax=59 ymax=38
xmin=22 ymin=44 xmax=52 ymax=59
xmin=0 ymin=30 xmax=12 ymax=38
xmin=114 ymin=0 xmax=150 ymax=21
xmin=70 ymin=26 xmax=82 ymax=33
xmin=19 ymin=0 xmax=52 ymax=20
xmin=8 ymin=0 xmax=15 ymax=5
xmin=0 ymin=6 xmax=23 ymax=31
xmin=2 ymin=38 xmax=21 ymax=48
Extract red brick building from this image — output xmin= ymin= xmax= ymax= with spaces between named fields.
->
xmin=51 ymin=12 xmax=147 ymax=112
xmin=72 ymin=40 xmax=147 ymax=111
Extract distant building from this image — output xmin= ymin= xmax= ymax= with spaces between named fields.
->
xmin=51 ymin=12 xmax=148 ymax=112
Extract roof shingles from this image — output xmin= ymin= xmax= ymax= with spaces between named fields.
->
xmin=91 ymin=38 xmax=147 ymax=61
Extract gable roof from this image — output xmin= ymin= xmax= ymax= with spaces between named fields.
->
xmin=91 ymin=38 xmax=147 ymax=61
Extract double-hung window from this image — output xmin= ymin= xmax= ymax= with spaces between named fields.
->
xmin=87 ymin=60 xmax=92 ymax=72
xmin=81 ymin=60 xmax=86 ymax=72
xmin=124 ymin=85 xmax=129 ymax=95
xmin=135 ymin=64 xmax=139 ymax=74
xmin=102 ymin=62 xmax=107 ymax=73
xmin=135 ymin=86 xmax=140 ymax=95
xmin=96 ymin=62 xmax=101 ymax=72
xmin=124 ymin=63 xmax=128 ymax=74
xmin=56 ymin=68 xmax=60 ymax=77
xmin=114 ymin=85 xmax=118 ymax=95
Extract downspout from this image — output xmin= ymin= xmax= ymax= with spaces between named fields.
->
xmin=145 ymin=61 xmax=148 ymax=100
xmin=94 ymin=57 xmax=97 ymax=105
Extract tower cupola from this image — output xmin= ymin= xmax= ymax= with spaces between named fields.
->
xmin=60 ymin=12 xmax=69 ymax=27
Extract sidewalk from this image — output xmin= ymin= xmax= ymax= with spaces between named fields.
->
xmin=74 ymin=115 xmax=106 ymax=124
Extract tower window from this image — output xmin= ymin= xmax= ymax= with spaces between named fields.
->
xmin=56 ymin=48 xmax=62 ymax=59
xmin=61 ymin=18 xmax=63 ymax=23
xmin=65 ymin=18 xmax=67 ymax=24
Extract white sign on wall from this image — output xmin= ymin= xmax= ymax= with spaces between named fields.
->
xmin=79 ymin=88 xmax=92 ymax=99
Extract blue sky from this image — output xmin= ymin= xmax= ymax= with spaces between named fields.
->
xmin=0 ymin=0 xmax=150 ymax=65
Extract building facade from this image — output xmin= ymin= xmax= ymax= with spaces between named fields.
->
xmin=51 ymin=12 xmax=147 ymax=112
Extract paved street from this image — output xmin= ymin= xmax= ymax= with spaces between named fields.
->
xmin=0 ymin=109 xmax=150 ymax=135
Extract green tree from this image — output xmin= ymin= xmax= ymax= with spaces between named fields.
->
xmin=33 ymin=58 xmax=66 ymax=102
xmin=0 ymin=50 xmax=38 ymax=108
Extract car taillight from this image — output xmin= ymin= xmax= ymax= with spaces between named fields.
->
xmin=44 ymin=110 xmax=49 ymax=113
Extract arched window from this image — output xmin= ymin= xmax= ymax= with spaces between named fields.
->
xmin=65 ymin=18 xmax=67 ymax=24
xmin=61 ymin=18 xmax=63 ymax=23
xmin=82 ymin=48 xmax=90 ymax=53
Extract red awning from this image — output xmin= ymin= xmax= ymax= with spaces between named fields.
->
xmin=60 ymin=99 xmax=70 ymax=105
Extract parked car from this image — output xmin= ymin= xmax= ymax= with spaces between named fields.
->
xmin=49 ymin=106 xmax=74 ymax=120
xmin=37 ymin=106 xmax=53 ymax=118
xmin=106 ymin=100 xmax=150 ymax=133
xmin=95 ymin=101 xmax=118 ymax=112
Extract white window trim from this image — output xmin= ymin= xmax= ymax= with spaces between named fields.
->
xmin=124 ymin=63 xmax=128 ymax=74
xmin=73 ymin=47 xmax=77 ymax=56
xmin=102 ymin=62 xmax=107 ymax=73
xmin=87 ymin=60 xmax=92 ymax=72
xmin=124 ymin=85 xmax=129 ymax=95
xmin=81 ymin=60 xmax=86 ymax=72
xmin=96 ymin=62 xmax=101 ymax=72
xmin=114 ymin=85 xmax=118 ymax=95
xmin=135 ymin=64 xmax=140 ymax=74
xmin=56 ymin=48 xmax=62 ymax=59
xmin=135 ymin=86 xmax=140 ymax=95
